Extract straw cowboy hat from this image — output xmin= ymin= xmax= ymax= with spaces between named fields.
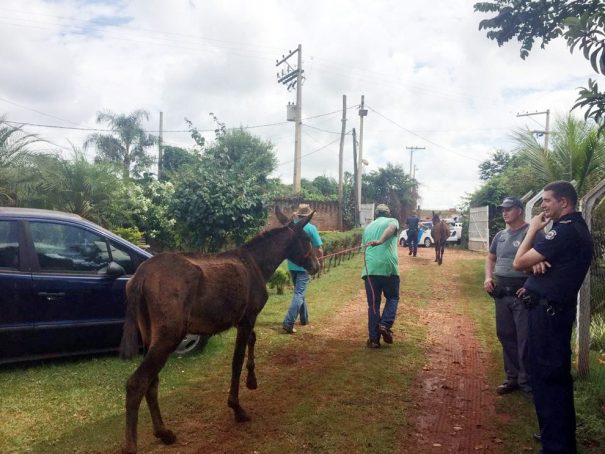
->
xmin=294 ymin=203 xmax=313 ymax=217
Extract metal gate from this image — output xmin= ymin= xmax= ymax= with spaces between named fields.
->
xmin=468 ymin=206 xmax=489 ymax=252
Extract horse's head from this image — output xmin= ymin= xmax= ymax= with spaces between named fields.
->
xmin=275 ymin=206 xmax=320 ymax=275
xmin=432 ymin=211 xmax=440 ymax=224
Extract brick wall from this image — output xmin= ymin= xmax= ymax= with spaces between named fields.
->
xmin=266 ymin=198 xmax=341 ymax=231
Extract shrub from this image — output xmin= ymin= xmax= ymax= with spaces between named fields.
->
xmin=590 ymin=314 xmax=605 ymax=351
xmin=113 ymin=227 xmax=143 ymax=245
xmin=268 ymin=265 xmax=290 ymax=294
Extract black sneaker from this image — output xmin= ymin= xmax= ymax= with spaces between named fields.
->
xmin=496 ymin=382 xmax=519 ymax=395
xmin=282 ymin=324 xmax=297 ymax=334
xmin=379 ymin=325 xmax=393 ymax=344
xmin=366 ymin=339 xmax=380 ymax=349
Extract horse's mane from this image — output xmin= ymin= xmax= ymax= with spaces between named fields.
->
xmin=242 ymin=224 xmax=290 ymax=251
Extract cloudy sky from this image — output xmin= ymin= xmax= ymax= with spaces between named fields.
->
xmin=0 ymin=0 xmax=590 ymax=209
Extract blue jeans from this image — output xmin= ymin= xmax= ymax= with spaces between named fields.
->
xmin=364 ymin=275 xmax=400 ymax=342
xmin=283 ymin=271 xmax=310 ymax=328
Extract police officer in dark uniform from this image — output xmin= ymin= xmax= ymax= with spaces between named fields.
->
xmin=406 ymin=211 xmax=420 ymax=256
xmin=513 ymin=181 xmax=593 ymax=454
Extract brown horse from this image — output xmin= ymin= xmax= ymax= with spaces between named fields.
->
xmin=431 ymin=212 xmax=449 ymax=266
xmin=119 ymin=208 xmax=320 ymax=453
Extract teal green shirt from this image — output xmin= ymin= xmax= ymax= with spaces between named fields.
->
xmin=288 ymin=222 xmax=322 ymax=272
xmin=361 ymin=217 xmax=399 ymax=277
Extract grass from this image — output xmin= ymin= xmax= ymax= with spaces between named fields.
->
xmin=457 ymin=258 xmax=605 ymax=453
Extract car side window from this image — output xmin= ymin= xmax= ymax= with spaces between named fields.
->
xmin=30 ymin=222 xmax=110 ymax=273
xmin=0 ymin=221 xmax=19 ymax=269
xmin=108 ymin=241 xmax=142 ymax=275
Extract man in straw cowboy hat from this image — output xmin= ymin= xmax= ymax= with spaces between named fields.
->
xmin=282 ymin=203 xmax=323 ymax=334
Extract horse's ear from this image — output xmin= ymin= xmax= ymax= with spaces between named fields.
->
xmin=275 ymin=206 xmax=290 ymax=225
xmin=294 ymin=210 xmax=315 ymax=231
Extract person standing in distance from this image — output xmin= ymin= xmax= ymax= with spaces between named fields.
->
xmin=282 ymin=204 xmax=323 ymax=334
xmin=513 ymin=181 xmax=593 ymax=454
xmin=484 ymin=196 xmax=532 ymax=397
xmin=362 ymin=204 xmax=400 ymax=348
xmin=406 ymin=210 xmax=420 ymax=256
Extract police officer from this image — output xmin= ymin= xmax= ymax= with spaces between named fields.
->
xmin=513 ymin=181 xmax=593 ymax=454
xmin=484 ymin=196 xmax=532 ymax=397
xmin=406 ymin=210 xmax=420 ymax=256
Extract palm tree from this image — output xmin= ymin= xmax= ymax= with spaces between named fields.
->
xmin=84 ymin=109 xmax=156 ymax=179
xmin=512 ymin=115 xmax=605 ymax=196
xmin=0 ymin=117 xmax=42 ymax=205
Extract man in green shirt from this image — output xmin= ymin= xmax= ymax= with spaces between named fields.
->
xmin=362 ymin=204 xmax=400 ymax=348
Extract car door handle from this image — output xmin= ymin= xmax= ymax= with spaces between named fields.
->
xmin=38 ymin=292 xmax=66 ymax=301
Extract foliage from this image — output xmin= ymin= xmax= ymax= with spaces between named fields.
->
xmin=0 ymin=117 xmax=42 ymax=205
xmin=160 ymin=145 xmax=202 ymax=181
xmin=132 ymin=179 xmax=178 ymax=250
xmin=478 ymin=150 xmax=514 ymax=180
xmin=320 ymin=228 xmax=363 ymax=256
xmin=85 ymin=109 xmax=156 ymax=178
xmin=511 ymin=115 xmax=605 ymax=196
xmin=268 ymin=264 xmax=290 ymax=295
xmin=474 ymin=0 xmax=605 ymax=130
xmin=169 ymin=128 xmax=276 ymax=252
xmin=362 ymin=163 xmax=418 ymax=223
xmin=112 ymin=226 xmax=143 ymax=245
xmin=590 ymin=314 xmax=605 ymax=351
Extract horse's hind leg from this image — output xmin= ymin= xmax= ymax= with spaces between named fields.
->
xmin=246 ymin=329 xmax=257 ymax=390
xmin=123 ymin=343 xmax=176 ymax=453
xmin=228 ymin=324 xmax=252 ymax=422
xmin=146 ymin=374 xmax=177 ymax=445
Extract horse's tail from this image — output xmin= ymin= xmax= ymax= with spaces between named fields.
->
xmin=119 ymin=276 xmax=143 ymax=360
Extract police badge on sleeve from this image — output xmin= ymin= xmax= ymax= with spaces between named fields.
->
xmin=545 ymin=230 xmax=557 ymax=240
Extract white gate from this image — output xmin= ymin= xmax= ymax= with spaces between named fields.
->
xmin=468 ymin=206 xmax=489 ymax=252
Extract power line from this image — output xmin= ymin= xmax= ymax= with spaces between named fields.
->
xmin=0 ymin=96 xmax=79 ymax=125
xmin=366 ymin=106 xmax=481 ymax=162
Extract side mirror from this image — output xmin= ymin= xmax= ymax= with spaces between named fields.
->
xmin=106 ymin=261 xmax=126 ymax=278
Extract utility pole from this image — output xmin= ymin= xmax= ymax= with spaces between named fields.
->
xmin=338 ymin=95 xmax=347 ymax=231
xmin=158 ymin=111 xmax=163 ymax=180
xmin=352 ymin=128 xmax=358 ymax=227
xmin=517 ymin=109 xmax=551 ymax=151
xmin=406 ymin=146 xmax=425 ymax=176
xmin=276 ymin=44 xmax=304 ymax=192
xmin=357 ymin=96 xmax=368 ymax=222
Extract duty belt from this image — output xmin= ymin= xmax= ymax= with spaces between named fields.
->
xmin=521 ymin=294 xmax=562 ymax=316
xmin=491 ymin=277 xmax=526 ymax=298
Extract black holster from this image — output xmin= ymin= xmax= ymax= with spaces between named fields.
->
xmin=491 ymin=277 xmax=526 ymax=298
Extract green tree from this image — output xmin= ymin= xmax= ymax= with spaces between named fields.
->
xmin=512 ymin=115 xmax=605 ymax=195
xmin=362 ymin=163 xmax=418 ymax=222
xmin=0 ymin=117 xmax=41 ymax=205
xmin=28 ymin=149 xmax=127 ymax=226
xmin=85 ymin=109 xmax=156 ymax=178
xmin=169 ymin=128 xmax=276 ymax=252
xmin=479 ymin=150 xmax=514 ymax=180
xmin=160 ymin=145 xmax=202 ymax=181
xmin=474 ymin=1 xmax=605 ymax=129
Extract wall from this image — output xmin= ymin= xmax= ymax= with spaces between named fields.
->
xmin=266 ymin=198 xmax=341 ymax=231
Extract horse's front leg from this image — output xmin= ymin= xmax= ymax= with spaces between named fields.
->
xmin=434 ymin=244 xmax=438 ymax=262
xmin=228 ymin=324 xmax=252 ymax=422
xmin=246 ymin=329 xmax=258 ymax=390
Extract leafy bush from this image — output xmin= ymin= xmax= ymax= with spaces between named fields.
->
xmin=268 ymin=265 xmax=290 ymax=295
xmin=590 ymin=314 xmax=605 ymax=351
xmin=112 ymin=226 xmax=143 ymax=245
xmin=320 ymin=228 xmax=363 ymax=256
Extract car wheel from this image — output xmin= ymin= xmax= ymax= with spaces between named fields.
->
xmin=424 ymin=237 xmax=432 ymax=248
xmin=174 ymin=334 xmax=209 ymax=355
xmin=399 ymin=238 xmax=406 ymax=247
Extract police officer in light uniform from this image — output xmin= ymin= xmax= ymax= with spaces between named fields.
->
xmin=484 ymin=196 xmax=532 ymax=396
xmin=513 ymin=181 xmax=593 ymax=454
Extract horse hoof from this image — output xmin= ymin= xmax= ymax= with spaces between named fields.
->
xmin=155 ymin=428 xmax=177 ymax=445
xmin=234 ymin=409 xmax=251 ymax=423
xmin=246 ymin=376 xmax=258 ymax=390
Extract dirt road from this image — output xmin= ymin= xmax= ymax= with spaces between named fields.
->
xmin=134 ymin=247 xmax=510 ymax=453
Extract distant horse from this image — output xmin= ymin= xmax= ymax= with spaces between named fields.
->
xmin=432 ymin=212 xmax=449 ymax=266
xmin=119 ymin=208 xmax=320 ymax=454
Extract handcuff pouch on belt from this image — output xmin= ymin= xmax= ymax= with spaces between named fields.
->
xmin=521 ymin=292 xmax=559 ymax=316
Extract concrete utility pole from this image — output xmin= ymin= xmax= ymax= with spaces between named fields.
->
xmin=338 ymin=95 xmax=347 ymax=231
xmin=406 ymin=146 xmax=425 ymax=176
xmin=276 ymin=44 xmax=304 ymax=192
xmin=517 ymin=109 xmax=551 ymax=151
xmin=158 ymin=111 xmax=163 ymax=180
xmin=352 ymin=128 xmax=358 ymax=227
xmin=357 ymin=96 xmax=368 ymax=220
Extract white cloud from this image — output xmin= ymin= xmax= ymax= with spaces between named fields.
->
xmin=0 ymin=0 xmax=594 ymax=209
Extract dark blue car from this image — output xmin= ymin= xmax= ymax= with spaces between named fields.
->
xmin=0 ymin=207 xmax=203 ymax=365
